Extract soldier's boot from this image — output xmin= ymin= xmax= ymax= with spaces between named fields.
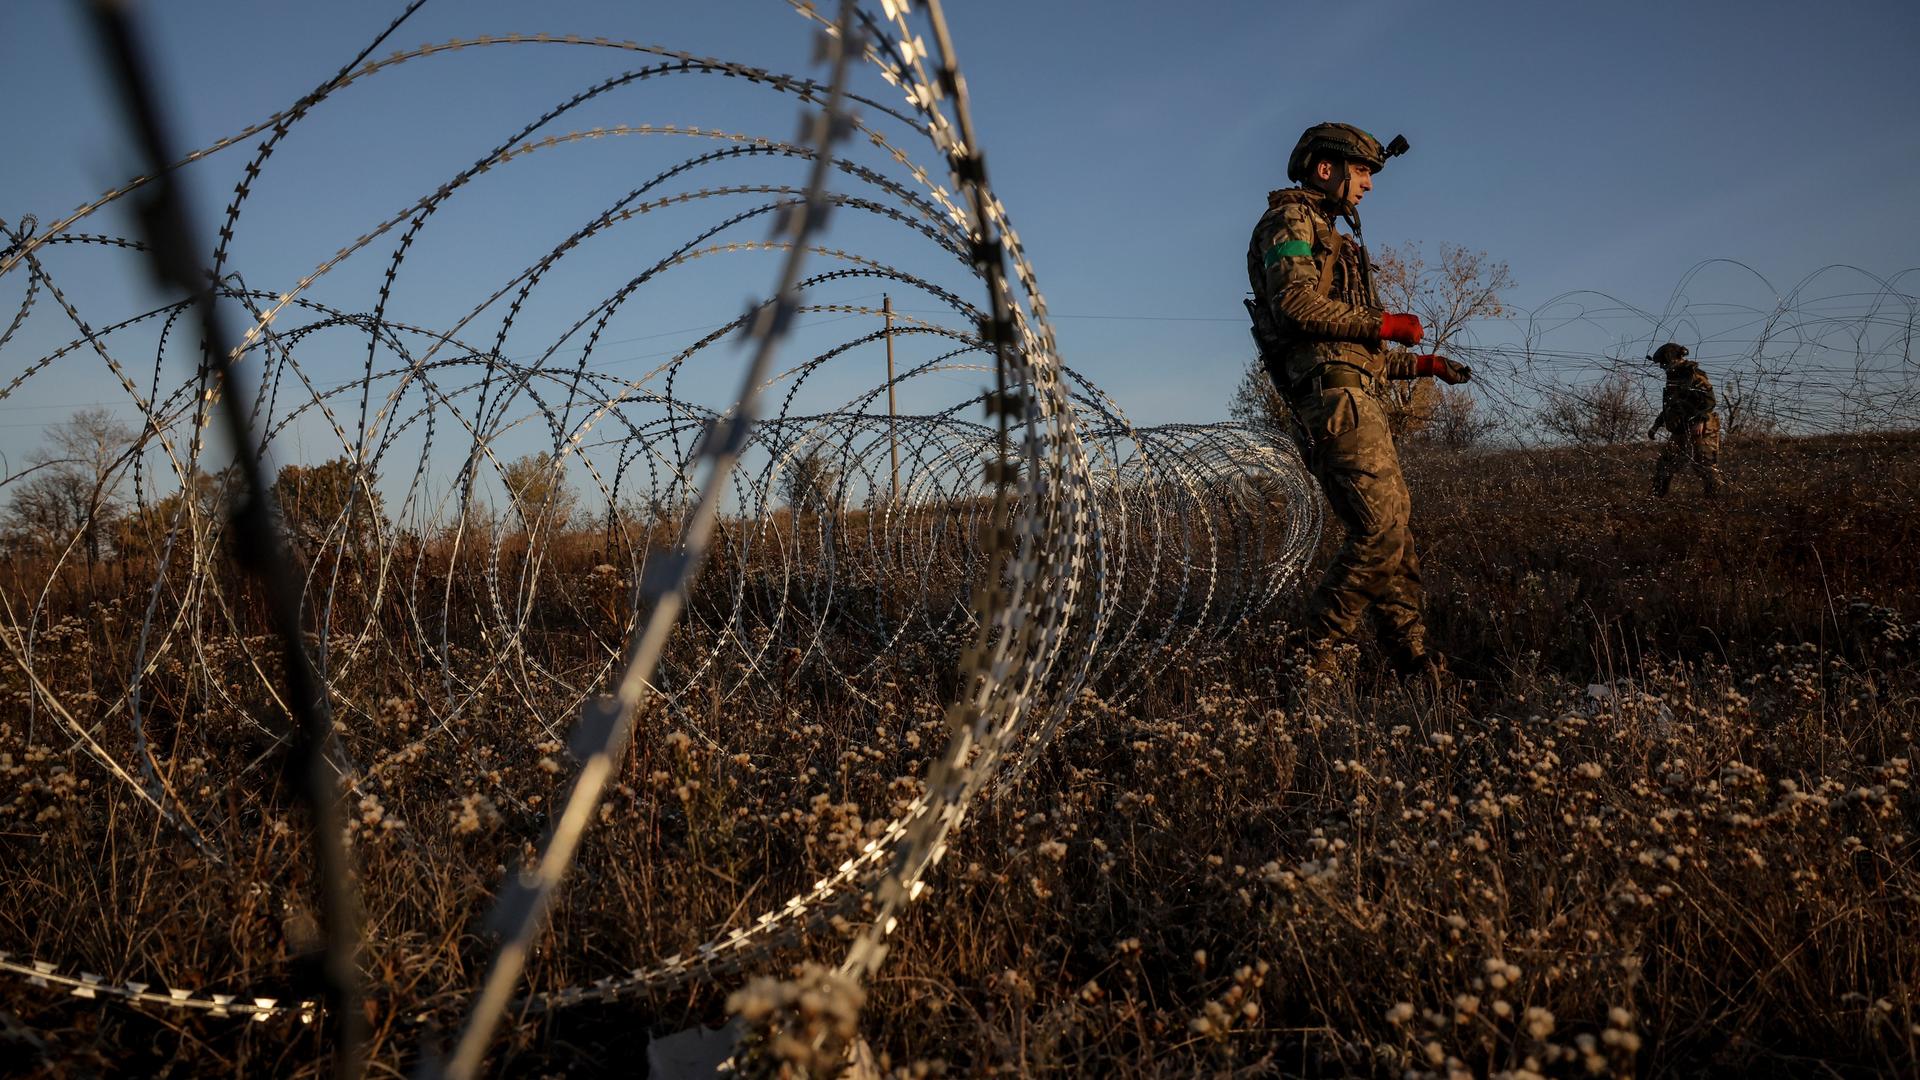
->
xmin=1289 ymin=638 xmax=1357 ymax=695
xmin=1385 ymin=642 xmax=1456 ymax=695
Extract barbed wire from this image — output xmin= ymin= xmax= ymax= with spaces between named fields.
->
xmin=1428 ymin=262 xmax=1920 ymax=442
xmin=0 ymin=0 xmax=1320 ymax=1070
xmin=0 ymin=953 xmax=311 ymax=1023
xmin=6 ymin=9 xmax=1916 ymax=1075
xmin=76 ymin=2 xmax=404 ymax=1074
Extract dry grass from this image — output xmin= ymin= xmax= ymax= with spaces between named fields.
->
xmin=1 ymin=432 xmax=1916 ymax=1078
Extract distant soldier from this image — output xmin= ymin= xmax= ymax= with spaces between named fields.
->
xmin=1245 ymin=123 xmax=1472 ymax=685
xmin=1647 ymin=342 xmax=1722 ymax=497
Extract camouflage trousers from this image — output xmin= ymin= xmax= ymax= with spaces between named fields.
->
xmin=1295 ymin=386 xmax=1427 ymax=656
xmin=1653 ymin=423 xmax=1722 ymax=497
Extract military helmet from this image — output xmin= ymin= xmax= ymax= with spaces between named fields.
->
xmin=1286 ymin=123 xmax=1407 ymax=183
xmin=1648 ymin=342 xmax=1690 ymax=368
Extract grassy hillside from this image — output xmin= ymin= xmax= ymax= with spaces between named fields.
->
xmin=2 ymin=432 xmax=1915 ymax=1077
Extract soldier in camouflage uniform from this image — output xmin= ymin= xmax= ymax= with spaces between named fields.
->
xmin=1246 ymin=123 xmax=1472 ymax=684
xmin=1647 ymin=342 xmax=1722 ymax=497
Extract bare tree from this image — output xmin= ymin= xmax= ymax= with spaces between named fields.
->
xmin=1418 ymin=386 xmax=1501 ymax=451
xmin=272 ymin=456 xmax=384 ymax=553
xmin=1374 ymin=242 xmax=1513 ymax=438
xmin=1 ymin=407 xmax=137 ymax=565
xmin=118 ymin=467 xmax=231 ymax=554
xmin=782 ymin=445 xmax=842 ymax=514
xmin=1536 ymin=370 xmax=1652 ymax=445
xmin=502 ymin=451 xmax=577 ymax=534
xmin=1227 ymin=355 xmax=1289 ymax=433
xmin=1718 ymin=370 xmax=1782 ymax=436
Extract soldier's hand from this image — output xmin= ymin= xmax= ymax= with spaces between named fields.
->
xmin=1647 ymin=424 xmax=1662 ymax=441
xmin=1414 ymin=354 xmax=1472 ymax=384
xmin=1379 ymin=312 xmax=1424 ymax=345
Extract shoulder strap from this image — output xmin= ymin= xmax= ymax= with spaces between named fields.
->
xmin=1314 ymin=227 xmax=1346 ymax=298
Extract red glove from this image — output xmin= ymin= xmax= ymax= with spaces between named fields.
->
xmin=1379 ymin=312 xmax=1424 ymax=345
xmin=1414 ymin=354 xmax=1472 ymax=384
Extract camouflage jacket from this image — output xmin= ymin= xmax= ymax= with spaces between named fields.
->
xmin=1247 ymin=186 xmax=1421 ymax=391
xmin=1656 ymin=361 xmax=1717 ymax=431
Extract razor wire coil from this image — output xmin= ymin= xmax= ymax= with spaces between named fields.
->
xmin=0 ymin=0 xmax=1320 ymax=1064
xmin=16 ymin=0 xmax=1906 ymax=1067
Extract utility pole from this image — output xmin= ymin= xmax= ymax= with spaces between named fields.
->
xmin=884 ymin=294 xmax=900 ymax=502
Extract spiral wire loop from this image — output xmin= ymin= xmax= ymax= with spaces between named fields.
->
xmin=12 ymin=3 xmax=1917 ymax=1074
xmin=0 ymin=0 xmax=1347 ymax=1067
xmin=12 ymin=6 xmax=1918 ymax=1073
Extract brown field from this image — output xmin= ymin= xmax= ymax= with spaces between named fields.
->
xmin=2 ymin=431 xmax=1917 ymax=1077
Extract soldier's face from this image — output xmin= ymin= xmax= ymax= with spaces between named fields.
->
xmin=1312 ymin=160 xmax=1374 ymax=203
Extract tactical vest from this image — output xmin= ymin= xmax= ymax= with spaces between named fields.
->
xmin=1246 ymin=188 xmax=1384 ymax=390
xmin=1660 ymin=362 xmax=1717 ymax=431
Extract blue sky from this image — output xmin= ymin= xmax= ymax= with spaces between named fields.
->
xmin=931 ymin=0 xmax=1920 ymax=419
xmin=2 ymin=0 xmax=1916 ymax=483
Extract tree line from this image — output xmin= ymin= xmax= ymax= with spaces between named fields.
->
xmin=0 ymin=412 xmax=597 ymax=564
xmin=0 ymin=412 xmax=853 ymax=566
